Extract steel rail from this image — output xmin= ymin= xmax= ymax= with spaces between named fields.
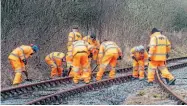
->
xmin=1 ymin=66 xmax=132 ymax=100
xmin=25 ymin=62 xmax=187 ymax=105
xmin=1 ymin=57 xmax=186 ymax=100
xmin=156 ymin=63 xmax=187 ymax=105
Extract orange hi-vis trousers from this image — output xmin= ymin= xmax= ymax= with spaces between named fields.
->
xmin=72 ymin=53 xmax=90 ymax=84
xmin=9 ymin=59 xmax=25 ymax=85
xmin=148 ymin=61 xmax=174 ymax=82
xmin=66 ymin=53 xmax=83 ymax=78
xmin=132 ymin=60 xmax=145 ymax=79
xmin=96 ymin=53 xmax=118 ymax=81
xmin=45 ymin=57 xmax=63 ymax=78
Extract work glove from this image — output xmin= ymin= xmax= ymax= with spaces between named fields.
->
xmin=22 ymin=59 xmax=27 ymax=65
xmin=117 ymin=56 xmax=122 ymax=60
xmin=132 ymin=56 xmax=138 ymax=62
xmin=166 ymin=54 xmax=169 ymax=59
xmin=62 ymin=57 xmax=66 ymax=62
xmin=25 ymin=79 xmax=32 ymax=82
xmin=88 ymin=53 xmax=93 ymax=58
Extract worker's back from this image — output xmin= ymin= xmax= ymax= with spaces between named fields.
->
xmin=101 ymin=41 xmax=120 ymax=55
xmin=72 ymin=40 xmax=89 ymax=56
xmin=149 ymin=32 xmax=171 ymax=61
xmin=67 ymin=32 xmax=82 ymax=47
xmin=8 ymin=45 xmax=33 ymax=60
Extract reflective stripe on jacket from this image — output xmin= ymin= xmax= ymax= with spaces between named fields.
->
xmin=69 ymin=40 xmax=93 ymax=56
xmin=67 ymin=32 xmax=82 ymax=47
xmin=45 ymin=52 xmax=65 ymax=66
xmin=8 ymin=45 xmax=34 ymax=60
xmin=98 ymin=41 xmax=122 ymax=59
xmin=149 ymin=32 xmax=171 ymax=61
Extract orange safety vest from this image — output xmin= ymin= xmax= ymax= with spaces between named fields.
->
xmin=83 ymin=35 xmax=100 ymax=47
xmin=8 ymin=45 xmax=34 ymax=60
xmin=46 ymin=52 xmax=65 ymax=60
xmin=46 ymin=52 xmax=65 ymax=65
xmin=83 ymin=35 xmax=100 ymax=56
xmin=149 ymin=32 xmax=171 ymax=61
xmin=67 ymin=32 xmax=82 ymax=47
xmin=70 ymin=40 xmax=93 ymax=56
xmin=99 ymin=41 xmax=121 ymax=56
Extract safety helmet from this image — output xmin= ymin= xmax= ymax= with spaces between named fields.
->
xmin=30 ymin=44 xmax=39 ymax=53
xmin=139 ymin=45 xmax=144 ymax=51
xmin=90 ymin=33 xmax=96 ymax=40
xmin=151 ymin=28 xmax=159 ymax=34
xmin=136 ymin=45 xmax=144 ymax=52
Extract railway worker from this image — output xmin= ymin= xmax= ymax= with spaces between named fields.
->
xmin=65 ymin=26 xmax=82 ymax=77
xmin=83 ymin=33 xmax=100 ymax=73
xmin=67 ymin=25 xmax=82 ymax=50
xmin=130 ymin=45 xmax=148 ymax=80
xmin=8 ymin=44 xmax=39 ymax=85
xmin=83 ymin=33 xmax=100 ymax=61
xmin=69 ymin=40 xmax=93 ymax=84
xmin=147 ymin=28 xmax=175 ymax=86
xmin=65 ymin=46 xmax=84 ymax=78
xmin=96 ymin=40 xmax=122 ymax=81
xmin=45 ymin=52 xmax=66 ymax=79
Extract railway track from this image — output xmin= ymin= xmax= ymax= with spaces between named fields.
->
xmin=24 ymin=61 xmax=187 ymax=105
xmin=1 ymin=57 xmax=187 ymax=105
xmin=156 ymin=65 xmax=187 ymax=105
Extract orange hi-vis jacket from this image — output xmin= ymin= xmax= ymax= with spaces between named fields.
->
xmin=8 ymin=45 xmax=34 ymax=61
xmin=83 ymin=35 xmax=100 ymax=60
xmin=45 ymin=52 xmax=65 ymax=66
xmin=98 ymin=41 xmax=122 ymax=60
xmin=83 ymin=35 xmax=100 ymax=48
xmin=69 ymin=40 xmax=93 ymax=57
xmin=67 ymin=31 xmax=82 ymax=48
xmin=130 ymin=47 xmax=148 ymax=60
xmin=149 ymin=32 xmax=171 ymax=61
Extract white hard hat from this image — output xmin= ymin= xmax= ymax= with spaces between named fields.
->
xmin=136 ymin=45 xmax=144 ymax=52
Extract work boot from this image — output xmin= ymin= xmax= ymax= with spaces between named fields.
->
xmin=131 ymin=77 xmax=138 ymax=80
xmin=139 ymin=78 xmax=145 ymax=81
xmin=168 ymin=78 xmax=176 ymax=85
xmin=84 ymin=80 xmax=90 ymax=84
xmin=147 ymin=82 xmax=153 ymax=86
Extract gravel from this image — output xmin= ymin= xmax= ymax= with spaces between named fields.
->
xmin=123 ymin=66 xmax=187 ymax=105
xmin=59 ymin=80 xmax=148 ymax=105
xmin=1 ymin=59 xmax=186 ymax=105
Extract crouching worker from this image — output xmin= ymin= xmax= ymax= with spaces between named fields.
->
xmin=8 ymin=44 xmax=39 ymax=85
xmin=45 ymin=52 xmax=66 ymax=79
xmin=70 ymin=40 xmax=93 ymax=84
xmin=83 ymin=33 xmax=100 ymax=73
xmin=130 ymin=45 xmax=148 ymax=80
xmin=96 ymin=40 xmax=122 ymax=81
